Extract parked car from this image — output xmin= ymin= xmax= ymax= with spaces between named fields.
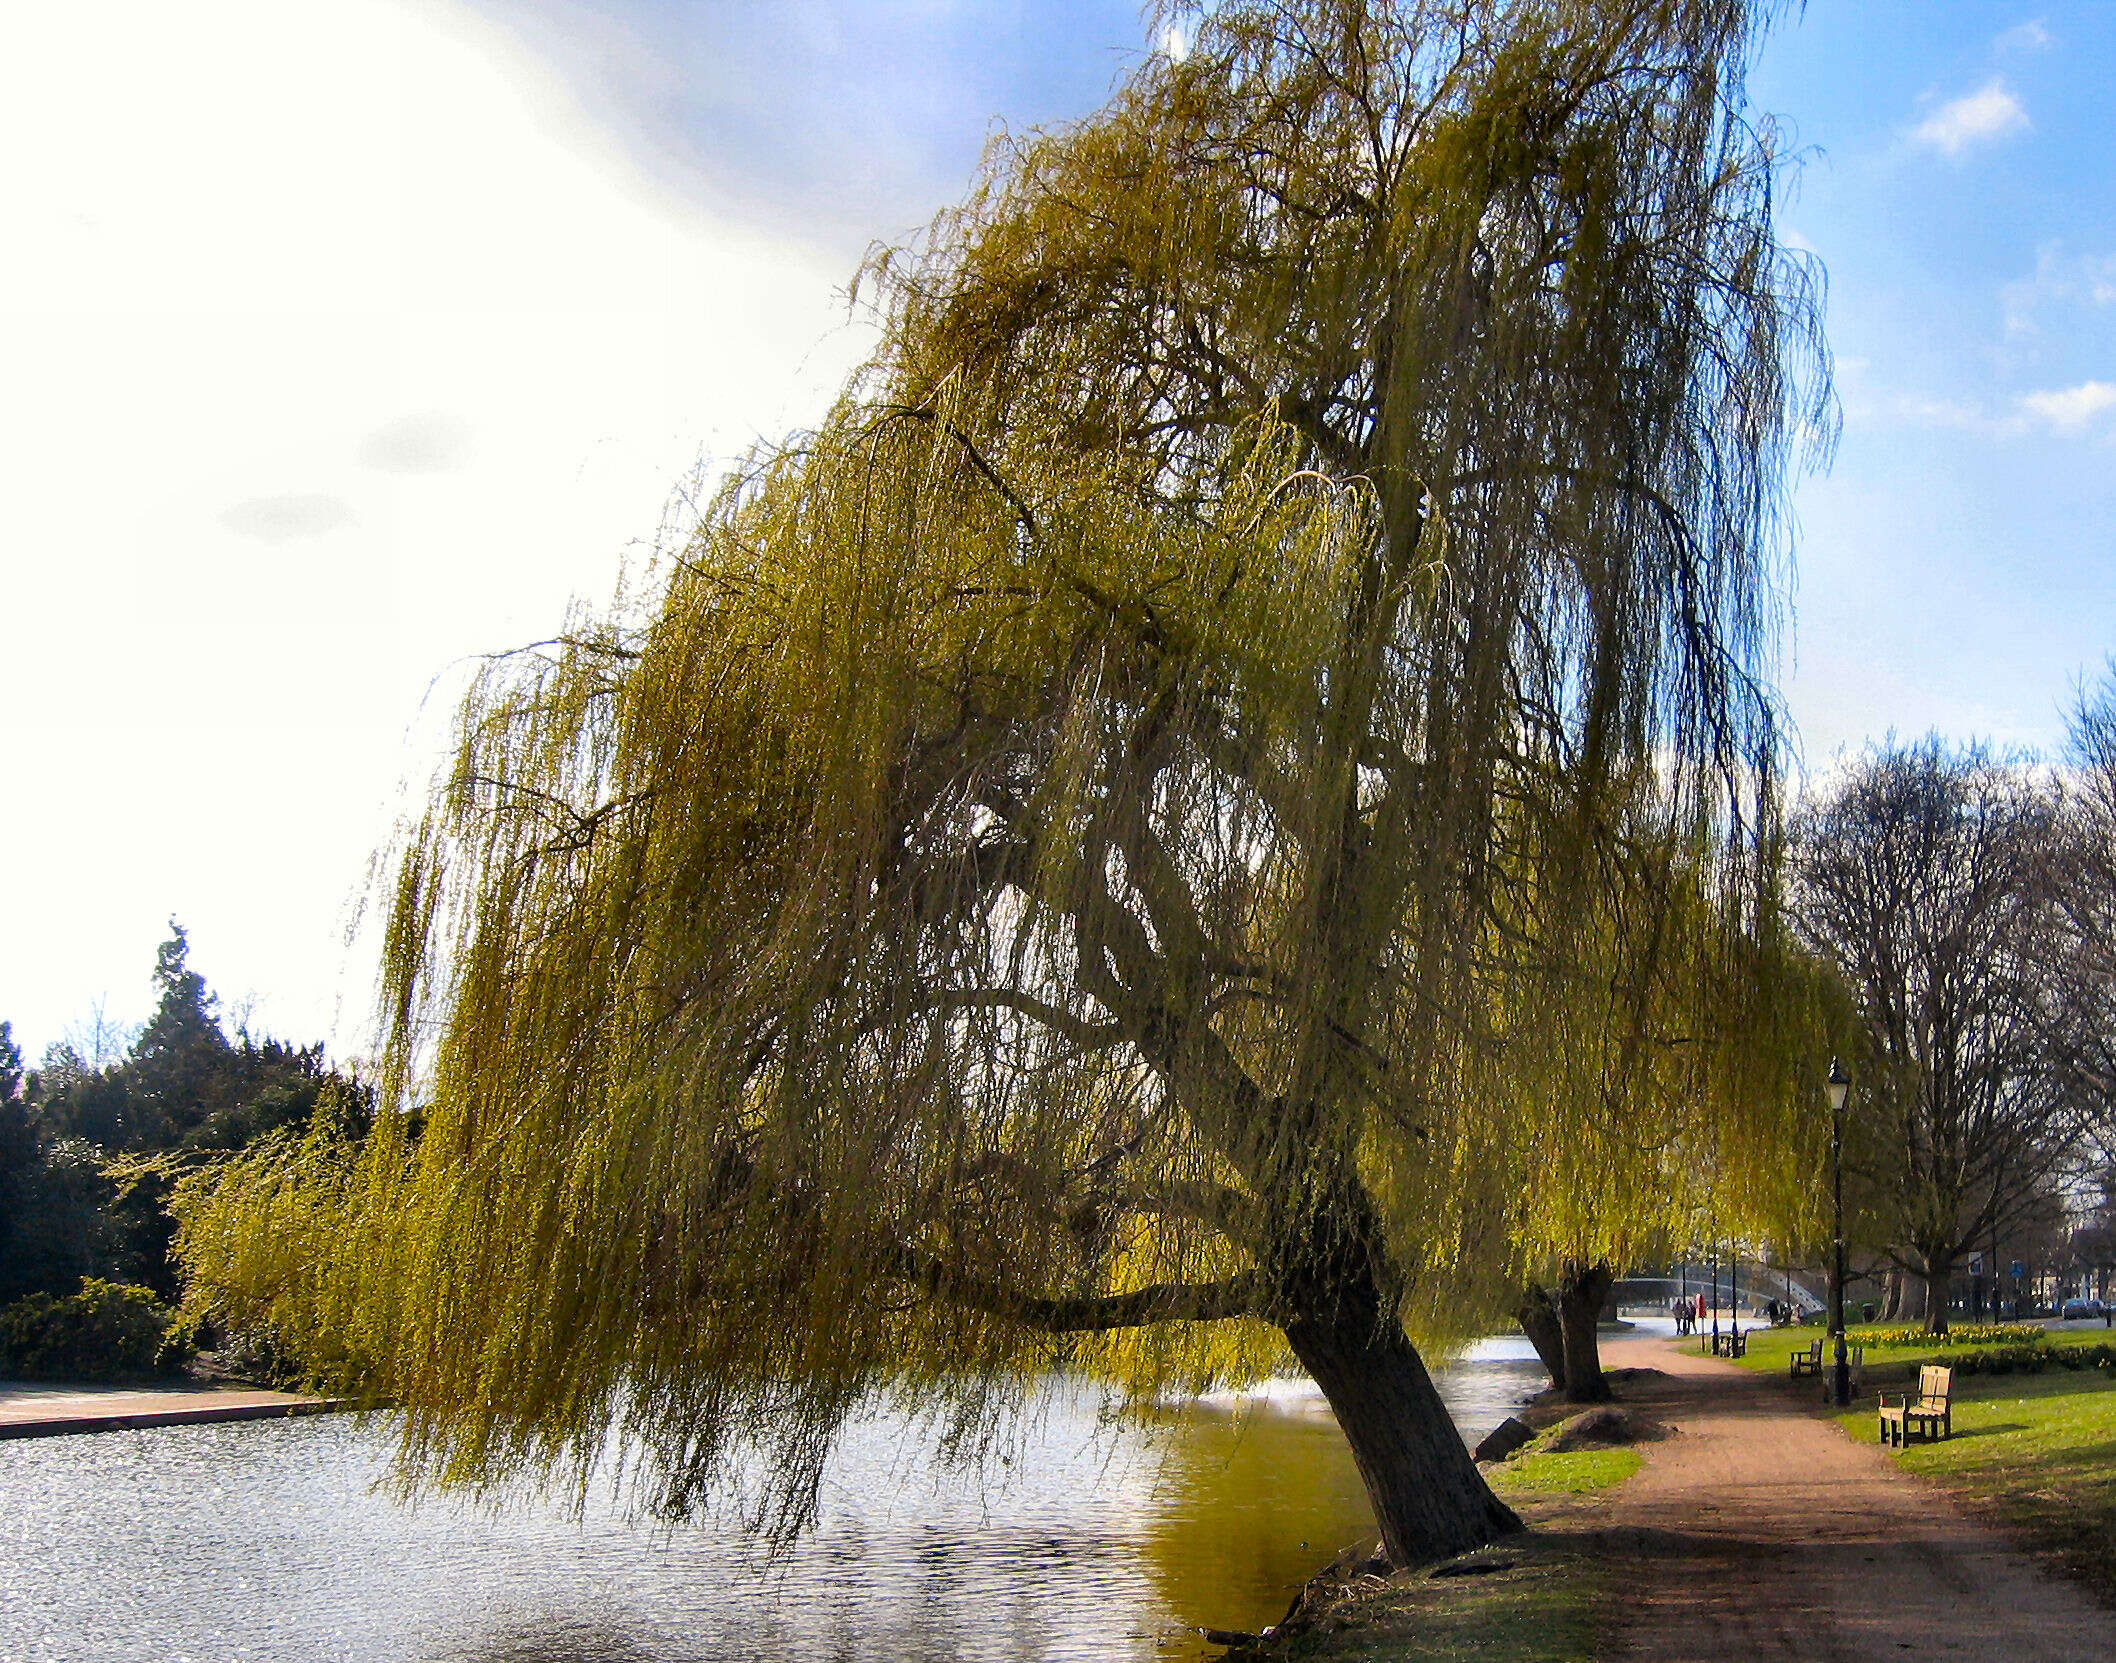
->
xmin=2059 ymin=1296 xmax=2105 ymax=1320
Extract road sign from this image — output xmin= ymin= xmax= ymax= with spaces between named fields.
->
xmin=2011 ymin=1260 xmax=2025 ymax=1278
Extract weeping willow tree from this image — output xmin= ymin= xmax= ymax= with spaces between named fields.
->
xmin=1496 ymin=772 xmax=1835 ymax=1400
xmin=176 ymin=0 xmax=1827 ymax=1565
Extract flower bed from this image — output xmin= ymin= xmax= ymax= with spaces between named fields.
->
xmin=1854 ymin=1323 xmax=2045 ymax=1350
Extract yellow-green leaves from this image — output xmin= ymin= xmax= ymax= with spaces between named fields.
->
xmin=177 ymin=0 xmax=1825 ymax=1540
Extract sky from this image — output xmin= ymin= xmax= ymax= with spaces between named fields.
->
xmin=2 ymin=1 xmax=2111 ymax=1064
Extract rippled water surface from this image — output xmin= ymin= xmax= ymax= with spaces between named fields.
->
xmin=1 ymin=1338 xmax=1547 ymax=1663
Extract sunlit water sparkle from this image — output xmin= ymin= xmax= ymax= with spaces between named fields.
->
xmin=1 ymin=1335 xmax=1559 ymax=1663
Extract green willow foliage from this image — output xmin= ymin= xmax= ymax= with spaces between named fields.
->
xmin=178 ymin=0 xmax=1829 ymax=1551
xmin=1494 ymin=790 xmax=1836 ymax=1281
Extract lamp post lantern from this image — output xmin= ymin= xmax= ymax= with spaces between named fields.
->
xmin=1827 ymin=1059 xmax=1852 ymax=1407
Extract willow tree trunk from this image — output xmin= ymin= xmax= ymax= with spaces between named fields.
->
xmin=1517 ymin=1284 xmax=1567 ymax=1392
xmin=1920 ymin=1253 xmax=1951 ymax=1336
xmin=1281 ymin=1271 xmax=1520 ymax=1565
xmin=1556 ymin=1260 xmax=1614 ymax=1404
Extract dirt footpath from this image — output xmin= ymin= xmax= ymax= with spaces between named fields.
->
xmin=1587 ymin=1334 xmax=2116 ymax=1661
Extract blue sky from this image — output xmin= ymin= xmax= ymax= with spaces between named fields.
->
xmin=462 ymin=0 xmax=1150 ymax=258
xmin=1743 ymin=4 xmax=2116 ymax=762
xmin=471 ymin=0 xmax=2116 ymax=763
xmin=2 ymin=1 xmax=2110 ymax=1057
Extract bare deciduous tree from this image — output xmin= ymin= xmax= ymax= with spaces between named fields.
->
xmin=2050 ymin=667 xmax=2116 ymax=1169
xmin=1791 ymin=741 xmax=2077 ymax=1334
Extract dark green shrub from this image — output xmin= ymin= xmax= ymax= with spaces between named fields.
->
xmin=2056 ymin=1343 xmax=2116 ymax=1371
xmin=208 ymin=1322 xmax=301 ymax=1388
xmin=1943 ymin=1344 xmax=2047 ymax=1374
xmin=0 ymin=1278 xmax=184 ymax=1381
xmin=1925 ymin=1342 xmax=2116 ymax=1376
xmin=153 ymin=1308 xmax=207 ymax=1375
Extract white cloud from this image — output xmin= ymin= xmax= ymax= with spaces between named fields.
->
xmin=358 ymin=410 xmax=478 ymax=475
xmin=1893 ymin=394 xmax=1998 ymax=433
xmin=2018 ymin=381 xmax=2116 ymax=430
xmin=1996 ymin=19 xmax=2053 ymax=54
xmin=1854 ymin=381 xmax=2116 ymax=442
xmin=0 ymin=0 xmax=875 ymax=1057
xmin=1859 ymin=381 xmax=2116 ymax=441
xmin=2002 ymin=243 xmax=2116 ymax=336
xmin=1910 ymin=81 xmax=2029 ymax=156
xmin=221 ymin=493 xmax=360 ymax=541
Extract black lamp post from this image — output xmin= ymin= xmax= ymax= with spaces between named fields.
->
xmin=1709 ymin=1240 xmax=1721 ymax=1354
xmin=1827 ymin=1058 xmax=1852 ymax=1407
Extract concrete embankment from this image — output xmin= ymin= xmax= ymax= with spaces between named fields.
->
xmin=0 ymin=1383 xmax=354 ymax=1439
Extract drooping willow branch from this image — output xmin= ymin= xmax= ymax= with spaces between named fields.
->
xmin=887 ymin=1244 xmax=1272 ymax=1333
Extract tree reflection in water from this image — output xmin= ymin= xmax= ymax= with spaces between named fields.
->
xmin=0 ymin=1345 xmax=1546 ymax=1662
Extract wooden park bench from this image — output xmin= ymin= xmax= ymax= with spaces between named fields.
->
xmin=1794 ymin=1339 xmax=1866 ymax=1396
xmin=1707 ymin=1329 xmax=1746 ymax=1358
xmin=1878 ymin=1365 xmax=1953 ymax=1446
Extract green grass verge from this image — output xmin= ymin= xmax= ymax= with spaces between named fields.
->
xmin=1835 ymin=1370 xmax=2116 ymax=1587
xmin=1488 ymin=1447 xmax=1643 ymax=1496
xmin=1656 ymin=1321 xmax=1819 ymax=1376
xmin=1241 ymin=1445 xmax=1636 ymax=1658
xmin=1244 ymin=1533 xmax=1609 ymax=1661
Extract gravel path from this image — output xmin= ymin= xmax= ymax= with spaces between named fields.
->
xmin=1591 ymin=1333 xmax=2116 ymax=1661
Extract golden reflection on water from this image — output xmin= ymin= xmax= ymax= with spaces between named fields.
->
xmin=0 ymin=1349 xmax=1543 ymax=1662
xmin=1136 ymin=1389 xmax=1376 ymax=1643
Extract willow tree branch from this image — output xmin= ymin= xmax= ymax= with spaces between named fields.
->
xmin=892 ymin=1248 xmax=1271 ymax=1332
xmin=932 ymin=987 xmax=1127 ymax=1049
xmin=1126 ymin=1179 xmax=1267 ymax=1253
xmin=873 ymin=403 xmax=1041 ymax=541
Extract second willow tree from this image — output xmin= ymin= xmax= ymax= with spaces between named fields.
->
xmin=180 ymin=0 xmax=1827 ymax=1565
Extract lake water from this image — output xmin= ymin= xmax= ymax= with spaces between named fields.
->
xmin=0 ymin=1337 xmax=1549 ymax=1663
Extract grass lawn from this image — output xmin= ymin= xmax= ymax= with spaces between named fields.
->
xmin=1711 ymin=1321 xmax=1823 ymax=1375
xmin=1240 ymin=1533 xmax=1610 ymax=1661
xmin=1488 ymin=1445 xmax=1643 ymax=1496
xmin=1242 ymin=1448 xmax=1636 ymax=1658
xmin=1680 ymin=1319 xmax=2114 ymax=1383
xmin=1834 ymin=1369 xmax=2116 ymax=1587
